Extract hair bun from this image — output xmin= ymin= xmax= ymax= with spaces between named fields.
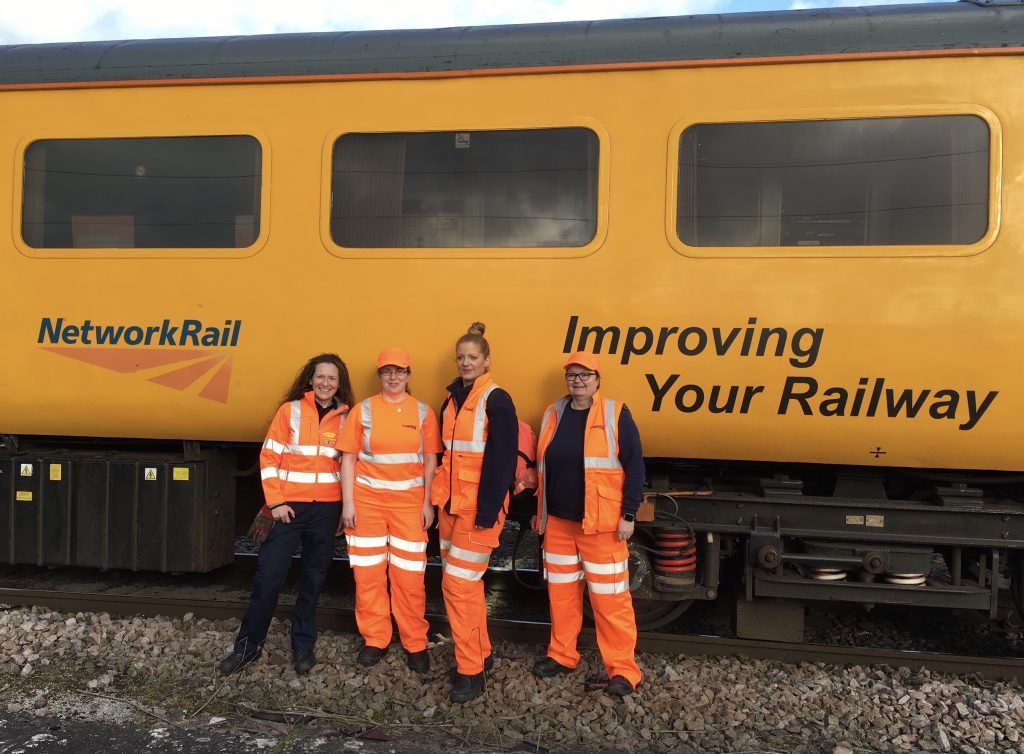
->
xmin=467 ymin=322 xmax=486 ymax=336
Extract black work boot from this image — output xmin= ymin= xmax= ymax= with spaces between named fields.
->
xmin=605 ymin=675 xmax=635 ymax=697
xmin=293 ymin=651 xmax=317 ymax=675
xmin=406 ymin=650 xmax=430 ymax=674
xmin=357 ymin=645 xmax=388 ymax=667
xmin=532 ymin=657 xmax=574 ymax=678
xmin=217 ymin=648 xmax=261 ymax=675
xmin=450 ymin=671 xmax=485 ymax=703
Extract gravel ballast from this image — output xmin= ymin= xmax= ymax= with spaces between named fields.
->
xmin=2 ymin=605 xmax=1023 ymax=753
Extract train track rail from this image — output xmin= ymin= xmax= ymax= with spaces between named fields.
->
xmin=3 ymin=585 xmax=1023 ymax=682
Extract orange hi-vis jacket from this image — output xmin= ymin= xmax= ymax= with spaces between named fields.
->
xmin=536 ymin=393 xmax=625 ymax=535
xmin=260 ymin=391 xmax=350 ymax=506
xmin=431 ymin=373 xmax=507 ymax=516
xmin=340 ymin=394 xmax=441 ymax=507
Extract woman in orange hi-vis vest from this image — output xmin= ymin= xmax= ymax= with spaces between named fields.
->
xmin=432 ymin=322 xmax=518 ymax=703
xmin=339 ymin=347 xmax=442 ymax=674
xmin=531 ymin=351 xmax=645 ymax=697
xmin=218 ymin=353 xmax=354 ymax=678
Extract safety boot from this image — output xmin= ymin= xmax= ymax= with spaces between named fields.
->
xmin=450 ymin=671 xmax=485 ymax=703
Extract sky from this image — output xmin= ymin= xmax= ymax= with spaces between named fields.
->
xmin=0 ymin=0 xmax=954 ymax=45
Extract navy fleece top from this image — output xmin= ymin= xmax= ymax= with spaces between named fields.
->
xmin=544 ymin=403 xmax=645 ymax=523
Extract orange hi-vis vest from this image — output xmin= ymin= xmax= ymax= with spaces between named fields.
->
xmin=352 ymin=394 xmax=433 ymax=506
xmin=260 ymin=391 xmax=349 ymax=506
xmin=536 ymin=393 xmax=625 ymax=535
xmin=431 ymin=373 xmax=506 ymax=516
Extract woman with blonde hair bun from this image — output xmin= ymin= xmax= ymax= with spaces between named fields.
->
xmin=432 ymin=322 xmax=518 ymax=702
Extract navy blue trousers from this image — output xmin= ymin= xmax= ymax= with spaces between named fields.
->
xmin=234 ymin=502 xmax=340 ymax=655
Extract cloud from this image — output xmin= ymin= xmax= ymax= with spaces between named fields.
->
xmin=0 ymin=0 xmax=726 ymax=44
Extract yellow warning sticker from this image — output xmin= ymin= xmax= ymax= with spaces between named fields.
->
xmin=144 ymin=468 xmax=158 ymax=481
xmin=172 ymin=467 xmax=190 ymax=482
xmin=19 ymin=464 xmax=33 ymax=477
xmin=16 ymin=491 xmax=32 ymax=502
xmin=49 ymin=464 xmax=62 ymax=481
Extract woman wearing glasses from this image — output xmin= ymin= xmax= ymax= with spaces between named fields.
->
xmin=339 ymin=348 xmax=442 ymax=674
xmin=531 ymin=351 xmax=645 ymax=697
xmin=432 ymin=322 xmax=518 ymax=702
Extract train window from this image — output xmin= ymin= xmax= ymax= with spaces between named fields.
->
xmin=677 ymin=116 xmax=988 ymax=247
xmin=22 ymin=136 xmax=261 ymax=249
xmin=330 ymin=128 xmax=598 ymax=248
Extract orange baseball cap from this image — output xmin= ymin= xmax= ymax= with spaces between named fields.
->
xmin=563 ymin=351 xmax=600 ymax=372
xmin=377 ymin=347 xmax=411 ymax=369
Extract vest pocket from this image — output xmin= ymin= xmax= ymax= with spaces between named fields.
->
xmin=594 ymin=482 xmax=623 ymax=532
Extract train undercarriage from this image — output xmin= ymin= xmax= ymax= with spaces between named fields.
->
xmin=4 ymin=435 xmax=1024 ymax=637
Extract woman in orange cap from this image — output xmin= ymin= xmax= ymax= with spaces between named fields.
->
xmin=432 ymin=322 xmax=518 ymax=702
xmin=531 ymin=351 xmax=645 ymax=696
xmin=339 ymin=347 xmax=442 ymax=673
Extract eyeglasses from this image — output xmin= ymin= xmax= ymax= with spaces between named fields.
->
xmin=379 ymin=368 xmax=409 ymax=377
xmin=565 ymin=371 xmax=596 ymax=383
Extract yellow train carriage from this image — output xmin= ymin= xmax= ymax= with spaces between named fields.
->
xmin=2 ymin=3 xmax=1024 ymax=614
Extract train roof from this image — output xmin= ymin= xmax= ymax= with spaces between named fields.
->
xmin=0 ymin=1 xmax=1022 ymax=86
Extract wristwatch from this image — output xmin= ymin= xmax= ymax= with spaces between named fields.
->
xmin=622 ymin=513 xmax=635 ymax=523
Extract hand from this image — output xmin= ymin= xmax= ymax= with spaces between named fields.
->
xmin=342 ymin=501 xmax=357 ymax=530
xmin=529 ymin=515 xmax=538 ymax=533
xmin=421 ymin=501 xmax=435 ymax=531
xmin=616 ymin=517 xmax=635 ymax=541
xmin=271 ymin=504 xmax=295 ymax=524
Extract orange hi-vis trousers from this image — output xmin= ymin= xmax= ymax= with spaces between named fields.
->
xmin=542 ymin=515 xmax=642 ymax=688
xmin=438 ymin=506 xmax=505 ymax=675
xmin=344 ymin=499 xmax=429 ymax=653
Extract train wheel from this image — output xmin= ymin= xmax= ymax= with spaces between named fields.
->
xmin=583 ymin=596 xmax=693 ymax=631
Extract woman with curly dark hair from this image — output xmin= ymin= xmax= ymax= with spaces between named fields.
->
xmin=218 ymin=353 xmax=354 ymax=677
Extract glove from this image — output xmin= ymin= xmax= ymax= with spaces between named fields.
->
xmin=247 ymin=504 xmax=276 ymax=544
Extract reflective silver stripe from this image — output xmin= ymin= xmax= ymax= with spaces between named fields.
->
xmin=389 ymin=535 xmax=427 ymax=553
xmin=548 ymin=570 xmax=585 ymax=584
xmin=543 ymin=551 xmax=581 ymax=566
xmin=416 ymin=400 xmax=428 ymax=455
xmin=359 ymin=452 xmax=422 ymax=464
xmin=443 ymin=563 xmax=485 ymax=581
xmin=449 ymin=384 xmax=498 ymax=453
xmin=278 ymin=471 xmax=342 ymax=484
xmin=389 ymin=554 xmax=427 ymax=572
xmin=448 ymin=544 xmax=490 ymax=564
xmin=361 ymin=399 xmax=373 ymax=456
xmin=355 ymin=475 xmax=424 ymax=491
xmin=288 ymin=400 xmax=302 ymax=447
xmin=582 ymin=559 xmax=628 ymax=576
xmin=537 ymin=397 xmax=569 ymax=534
xmin=349 ymin=552 xmax=388 ymax=567
xmin=345 ymin=534 xmax=388 ymax=548
xmin=588 ymin=579 xmax=629 ymax=595
xmin=439 ymin=539 xmax=451 ymax=551
xmin=285 ymin=444 xmax=340 ymax=459
xmin=260 ymin=467 xmax=279 ymax=480
xmin=263 ymin=438 xmax=287 ymax=454
xmin=583 ymin=399 xmax=623 ymax=470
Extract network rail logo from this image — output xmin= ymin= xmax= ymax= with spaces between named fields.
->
xmin=38 ymin=317 xmax=242 ymax=403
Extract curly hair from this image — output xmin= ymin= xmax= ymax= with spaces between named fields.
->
xmin=283 ymin=353 xmax=355 ymax=407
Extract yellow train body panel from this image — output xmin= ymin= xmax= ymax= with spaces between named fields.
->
xmin=1 ymin=51 xmax=1022 ymax=471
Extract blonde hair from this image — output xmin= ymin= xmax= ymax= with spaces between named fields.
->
xmin=456 ymin=321 xmax=490 ymax=359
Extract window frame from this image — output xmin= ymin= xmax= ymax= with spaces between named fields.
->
xmin=665 ymin=105 xmax=1001 ymax=259
xmin=14 ymin=129 xmax=271 ymax=260
xmin=320 ymin=119 xmax=609 ymax=259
